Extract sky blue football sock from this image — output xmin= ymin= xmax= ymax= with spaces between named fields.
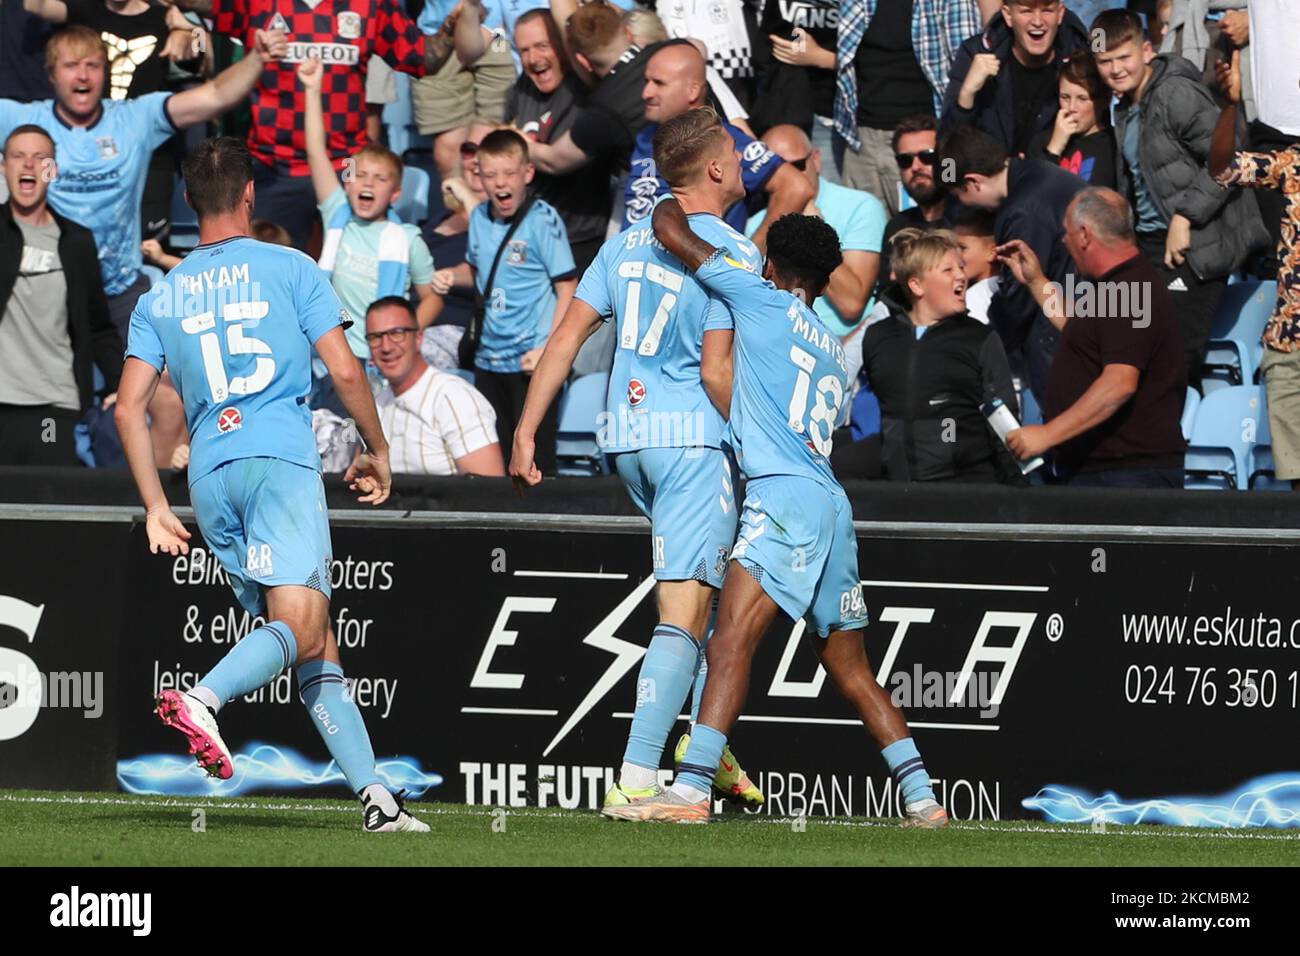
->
xmin=622 ymin=623 xmax=700 ymax=773
xmin=881 ymin=737 xmax=936 ymax=806
xmin=297 ymin=660 xmax=381 ymax=792
xmin=672 ymin=723 xmax=727 ymax=797
xmin=197 ymin=621 xmax=297 ymax=710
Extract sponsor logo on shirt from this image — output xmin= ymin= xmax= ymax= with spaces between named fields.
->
xmin=267 ymin=11 xmax=290 ymax=32
xmin=216 ymin=407 xmax=243 ymax=434
xmin=506 ymin=240 xmax=528 ymax=265
xmin=627 ymin=378 xmax=646 ymax=407
xmin=285 ymin=42 xmax=361 ymax=65
xmin=337 ymin=12 xmax=362 ymax=39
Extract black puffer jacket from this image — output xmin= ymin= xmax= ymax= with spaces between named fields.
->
xmin=1113 ymin=54 xmax=1270 ymax=280
xmin=940 ymin=9 xmax=1090 ymax=150
xmin=861 ymin=300 xmax=1024 ymax=484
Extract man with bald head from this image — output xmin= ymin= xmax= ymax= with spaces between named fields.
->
xmin=622 ymin=42 xmax=812 ymax=247
xmin=748 ymin=124 xmax=885 ymax=340
xmin=996 ymin=187 xmax=1187 ymax=487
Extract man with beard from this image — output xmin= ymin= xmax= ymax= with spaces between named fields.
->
xmin=879 ymin=113 xmax=948 ymax=283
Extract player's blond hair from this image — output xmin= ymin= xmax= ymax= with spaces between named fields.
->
xmin=652 ymin=107 xmax=729 ymax=189
xmin=890 ymin=227 xmax=963 ymax=304
xmin=45 ymin=25 xmax=108 ymax=74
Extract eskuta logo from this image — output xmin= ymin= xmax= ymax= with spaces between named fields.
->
xmin=0 ymin=594 xmax=46 ymax=740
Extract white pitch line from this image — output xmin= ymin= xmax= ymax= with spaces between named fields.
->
xmin=460 ymin=707 xmax=559 ymax=717
xmin=513 ymin=570 xmax=630 ymax=580
xmin=859 ymin=579 xmax=1050 ymax=593
xmin=3 ymin=794 xmax=1298 ymax=841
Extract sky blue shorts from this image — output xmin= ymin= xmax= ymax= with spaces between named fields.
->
xmin=730 ymin=475 xmax=868 ymax=637
xmin=615 ymin=445 xmax=737 ymax=588
xmin=189 ymin=457 xmax=333 ymax=615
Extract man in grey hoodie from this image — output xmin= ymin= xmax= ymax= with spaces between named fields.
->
xmin=1094 ymin=7 xmax=1269 ymax=383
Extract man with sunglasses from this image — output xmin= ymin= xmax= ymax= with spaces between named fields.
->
xmin=746 ymin=123 xmax=886 ymax=339
xmin=880 ymin=114 xmax=951 ymax=283
xmin=368 ymin=295 xmax=504 ymax=476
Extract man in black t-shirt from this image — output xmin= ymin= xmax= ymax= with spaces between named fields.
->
xmin=941 ymin=1 xmax=1088 ymax=157
xmin=998 ymin=187 xmax=1186 ymax=487
xmin=505 ymin=8 xmax=605 ymax=271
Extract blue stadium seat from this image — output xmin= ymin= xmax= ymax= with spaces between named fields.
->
xmin=1180 ymin=386 xmax=1199 ymax=442
xmin=1184 ymin=384 xmax=1263 ymax=490
xmin=170 ymin=176 xmax=199 ymax=250
xmin=1248 ymin=392 xmax=1290 ymax=490
xmin=394 ymin=166 xmax=430 ymax=225
xmin=1204 ymin=279 xmax=1276 ymax=385
xmin=1019 ymin=385 xmax=1042 ymax=425
xmin=556 ymin=372 xmax=610 ymax=476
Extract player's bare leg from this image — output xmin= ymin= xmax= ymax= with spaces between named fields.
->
xmin=810 ymin=629 xmax=948 ymax=828
xmin=605 ymin=563 xmax=775 ymax=822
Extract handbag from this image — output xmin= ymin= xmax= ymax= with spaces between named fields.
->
xmin=458 ymin=192 xmax=538 ymax=370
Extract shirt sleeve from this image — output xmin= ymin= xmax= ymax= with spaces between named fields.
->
xmin=212 ymin=0 xmax=247 ymax=39
xmin=465 ymin=211 xmax=481 ymax=272
xmin=701 ymin=293 xmax=734 ymax=332
xmin=841 ymin=194 xmax=887 ymax=253
xmin=439 ymin=381 xmax=499 ymax=462
xmin=0 ymin=99 xmax=41 ymax=143
xmin=133 ymin=92 xmax=181 ymax=151
xmin=534 ymin=204 xmax=577 ymax=279
xmin=375 ymin=0 xmax=430 ymax=76
xmin=732 ymin=127 xmax=782 ymax=196
xmin=574 ymin=240 xmax=612 ymax=318
xmin=296 ymin=253 xmax=352 ymax=343
xmin=570 ymin=107 xmax=628 ymax=163
xmin=407 ymin=231 xmax=435 ymax=285
xmin=318 ymin=184 xmax=347 ymax=220
xmin=695 ymin=250 xmax=772 ymax=325
xmin=1216 ymin=149 xmax=1295 ymax=192
xmin=124 ymin=299 xmax=165 ymax=372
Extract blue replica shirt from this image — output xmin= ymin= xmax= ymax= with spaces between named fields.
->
xmin=466 ymin=198 xmax=576 ymax=373
xmin=125 ymin=236 xmax=351 ymax=483
xmin=623 ymin=121 xmax=782 ymax=231
xmin=416 ymin=0 xmax=630 ymax=67
xmin=695 ymin=251 xmax=850 ymax=489
xmin=0 ymin=93 xmax=178 ymax=296
xmin=576 ymin=211 xmax=761 ymax=453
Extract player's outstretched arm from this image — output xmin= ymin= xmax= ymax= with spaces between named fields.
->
xmin=116 ymin=357 xmax=192 ymax=556
xmin=297 ymin=58 xmax=341 ymax=205
xmin=650 ymin=198 xmax=718 ymax=272
xmin=316 ymin=327 xmax=393 ymax=505
xmin=510 ymin=298 xmax=603 ymax=488
xmin=166 ymin=29 xmax=287 ymax=128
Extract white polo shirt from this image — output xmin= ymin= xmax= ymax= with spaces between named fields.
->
xmin=377 ymin=365 xmax=499 ymax=475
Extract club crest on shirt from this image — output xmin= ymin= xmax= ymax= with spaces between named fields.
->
xmin=217 ymin=407 xmax=243 ymax=434
xmin=337 ymin=12 xmax=362 ymax=39
xmin=96 ymin=136 xmax=118 ymax=160
xmin=506 ymin=239 xmax=528 ymax=265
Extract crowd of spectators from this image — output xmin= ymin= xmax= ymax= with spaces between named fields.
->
xmin=0 ymin=0 xmax=1295 ymax=491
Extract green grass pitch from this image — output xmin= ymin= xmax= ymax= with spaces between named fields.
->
xmin=1 ymin=790 xmax=1297 ymax=866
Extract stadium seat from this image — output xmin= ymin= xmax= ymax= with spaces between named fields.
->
xmin=1184 ymin=384 xmax=1263 ymax=490
xmin=556 ymin=373 xmax=610 ymax=476
xmin=394 ymin=166 xmax=430 ymax=225
xmin=1180 ymin=386 xmax=1199 ymax=442
xmin=382 ymin=72 xmax=414 ymax=157
xmin=170 ymin=176 xmax=199 ymax=251
xmin=1248 ymin=393 xmax=1290 ymax=490
xmin=1204 ymin=279 xmax=1276 ymax=385
xmin=1019 ymin=385 xmax=1042 ymax=425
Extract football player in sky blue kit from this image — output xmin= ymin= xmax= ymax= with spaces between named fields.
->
xmin=604 ymin=114 xmax=949 ymax=827
xmin=115 ymin=137 xmax=427 ymax=833
xmin=509 ymin=107 xmax=765 ymax=811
